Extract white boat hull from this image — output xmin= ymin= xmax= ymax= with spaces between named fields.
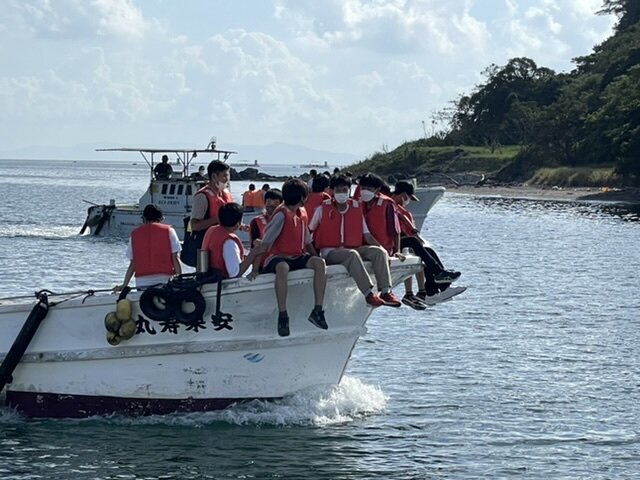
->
xmin=0 ymin=258 xmax=422 ymax=417
xmin=409 ymin=186 xmax=445 ymax=232
xmin=85 ymin=204 xmax=260 ymax=244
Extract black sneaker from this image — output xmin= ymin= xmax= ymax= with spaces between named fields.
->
xmin=434 ymin=270 xmax=461 ymax=284
xmin=278 ymin=312 xmax=290 ymax=337
xmin=402 ymin=293 xmax=427 ymax=310
xmin=308 ymin=309 xmax=328 ymax=330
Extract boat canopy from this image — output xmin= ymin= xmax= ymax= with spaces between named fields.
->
xmin=96 ymin=138 xmax=237 ymax=179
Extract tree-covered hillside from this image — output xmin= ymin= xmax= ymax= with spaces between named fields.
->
xmin=353 ymin=1 xmax=640 ymax=186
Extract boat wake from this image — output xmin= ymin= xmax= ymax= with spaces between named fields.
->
xmin=0 ymin=376 xmax=387 ymax=427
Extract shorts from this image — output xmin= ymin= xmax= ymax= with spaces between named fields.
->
xmin=262 ymin=255 xmax=312 ymax=274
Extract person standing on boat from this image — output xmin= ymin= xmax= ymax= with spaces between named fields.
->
xmin=259 ymin=178 xmax=327 ymax=337
xmin=309 ymin=175 xmax=401 ymax=308
xmin=190 ymin=160 xmax=234 ymax=233
xmin=153 ymin=154 xmax=174 ymax=179
xmin=115 ymin=204 xmax=181 ymax=290
xmin=249 ymin=188 xmax=283 ymax=249
xmin=242 ymin=184 xmax=256 ymax=209
xmin=202 ymin=203 xmax=261 ymax=279
xmin=390 ymin=181 xmax=461 ymax=306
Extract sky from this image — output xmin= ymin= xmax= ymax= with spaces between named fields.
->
xmin=0 ymin=0 xmax=616 ymax=159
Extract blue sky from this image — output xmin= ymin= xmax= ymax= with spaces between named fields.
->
xmin=0 ymin=0 xmax=615 ymax=158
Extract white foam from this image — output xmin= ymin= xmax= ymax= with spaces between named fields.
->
xmin=0 ymin=376 xmax=386 ymax=427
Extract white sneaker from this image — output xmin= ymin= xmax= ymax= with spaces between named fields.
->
xmin=421 ymin=286 xmax=467 ymax=305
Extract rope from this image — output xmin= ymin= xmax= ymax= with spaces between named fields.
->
xmin=0 ymin=287 xmax=117 ymax=304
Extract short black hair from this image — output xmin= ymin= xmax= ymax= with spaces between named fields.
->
xmin=282 ymin=178 xmax=308 ymax=206
xmin=161 ymin=154 xmax=169 ymax=162
xmin=249 ymin=184 xmax=255 ymax=190
xmin=311 ymin=174 xmax=330 ymax=193
xmin=261 ymin=183 xmax=270 ymax=190
xmin=207 ymin=160 xmax=230 ymax=178
xmin=218 ymin=203 xmax=243 ymax=227
xmin=333 ymin=167 xmax=340 ymax=174
xmin=330 ymin=174 xmax=352 ymax=189
xmin=142 ymin=204 xmax=163 ymax=222
xmin=358 ymin=173 xmax=382 ymax=189
xmin=264 ymin=188 xmax=283 ymax=202
xmin=309 ymin=169 xmax=317 ymax=176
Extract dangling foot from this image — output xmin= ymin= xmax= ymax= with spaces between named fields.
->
xmin=308 ymin=307 xmax=328 ymax=330
xmin=277 ymin=311 xmax=290 ymax=337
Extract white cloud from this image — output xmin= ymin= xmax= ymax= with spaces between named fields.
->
xmin=0 ymin=0 xmax=617 ymax=155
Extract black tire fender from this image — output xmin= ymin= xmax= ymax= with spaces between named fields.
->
xmin=139 ymin=287 xmax=175 ymax=322
xmin=173 ymin=288 xmax=206 ymax=325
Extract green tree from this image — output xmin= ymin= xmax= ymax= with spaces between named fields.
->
xmin=598 ymin=0 xmax=640 ymax=32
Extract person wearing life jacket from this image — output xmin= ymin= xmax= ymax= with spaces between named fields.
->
xmin=359 ymin=173 xmax=402 ymax=256
xmin=304 ymin=174 xmax=331 ymax=224
xmin=242 ymin=184 xmax=259 ymax=210
xmin=391 ymin=181 xmax=461 ymax=308
xmin=259 ymin=178 xmax=327 ymax=338
xmin=249 ymin=188 xmax=283 ymax=249
xmin=202 ymin=203 xmax=261 ymax=279
xmin=115 ymin=204 xmax=182 ymax=290
xmin=189 ymin=160 xmax=234 ymax=234
xmin=308 ymin=175 xmax=402 ymax=308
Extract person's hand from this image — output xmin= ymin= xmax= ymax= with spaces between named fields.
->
xmin=394 ymin=252 xmax=406 ymax=262
xmin=251 ymin=239 xmax=266 ymax=255
xmin=239 ymin=224 xmax=250 ymax=232
xmin=247 ymin=270 xmax=259 ymax=281
xmin=112 ymin=284 xmax=124 ymax=293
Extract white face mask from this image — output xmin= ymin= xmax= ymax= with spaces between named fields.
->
xmin=360 ymin=190 xmax=375 ymax=202
xmin=334 ymin=193 xmax=349 ymax=204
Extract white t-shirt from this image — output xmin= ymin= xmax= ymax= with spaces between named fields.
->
xmin=308 ymin=203 xmax=369 ymax=257
xmin=222 ymin=238 xmax=242 ymax=278
xmin=126 ymin=227 xmax=181 ymax=288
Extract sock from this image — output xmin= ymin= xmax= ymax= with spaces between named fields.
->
xmin=314 ymin=304 xmax=323 ymax=312
xmin=381 ymin=287 xmax=390 ymax=294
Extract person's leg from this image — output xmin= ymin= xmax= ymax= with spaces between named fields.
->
xmin=358 ymin=245 xmax=401 ymax=307
xmin=325 ymin=248 xmax=374 ymax=296
xmin=275 ymin=261 xmax=290 ymax=313
xmin=306 ymin=256 xmax=326 ymax=307
xmin=357 ymin=245 xmax=392 ymax=293
xmin=306 ymin=256 xmax=328 ymax=329
xmin=402 ymin=236 xmax=441 ymax=296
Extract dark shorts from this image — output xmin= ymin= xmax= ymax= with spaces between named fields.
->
xmin=262 ymin=255 xmax=312 ymax=274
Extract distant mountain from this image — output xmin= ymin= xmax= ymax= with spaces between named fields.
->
xmin=0 ymin=141 xmax=360 ymax=166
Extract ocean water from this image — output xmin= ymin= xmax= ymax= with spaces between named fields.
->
xmin=1 ymin=159 xmax=640 ymax=479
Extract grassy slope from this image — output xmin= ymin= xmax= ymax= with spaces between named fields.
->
xmin=348 ymin=142 xmax=623 ymax=187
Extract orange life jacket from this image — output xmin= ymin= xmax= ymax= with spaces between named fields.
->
xmin=314 ymin=199 xmax=364 ymax=249
xmin=249 ymin=213 xmax=268 ymax=248
xmin=196 ymin=185 xmax=234 ymax=222
xmin=264 ymin=205 xmax=307 ymax=265
xmin=394 ymin=200 xmax=417 ymax=237
xmin=364 ymin=194 xmax=398 ymax=254
xmin=304 ymin=192 xmax=331 ymax=223
xmin=252 ymin=190 xmax=265 ymax=209
xmin=131 ymin=223 xmax=175 ymax=277
xmin=202 ymin=225 xmax=245 ymax=279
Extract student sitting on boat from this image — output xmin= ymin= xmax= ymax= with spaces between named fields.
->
xmin=202 ymin=203 xmax=261 ymax=279
xmin=114 ymin=204 xmax=182 ymax=290
xmin=308 ymin=174 xmax=401 ymax=308
xmin=259 ymin=178 xmax=327 ymax=337
xmin=153 ymin=154 xmax=174 ymax=179
xmin=390 ymin=181 xmax=461 ymax=306
xmin=304 ymin=173 xmax=331 ymax=222
xmin=249 ymin=188 xmax=283 ymax=249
